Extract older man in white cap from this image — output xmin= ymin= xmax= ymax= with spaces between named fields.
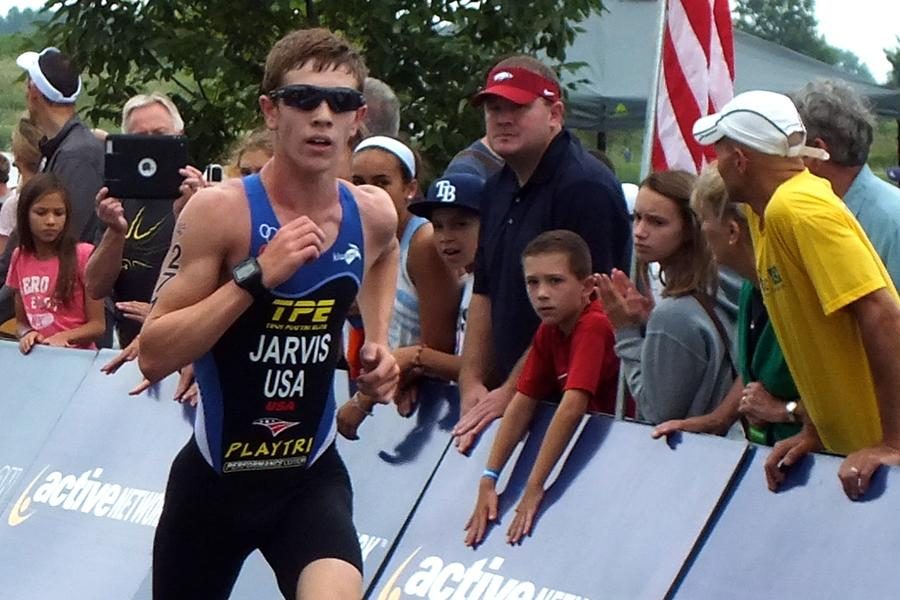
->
xmin=694 ymin=90 xmax=900 ymax=501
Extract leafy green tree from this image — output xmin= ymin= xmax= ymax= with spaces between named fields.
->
xmin=38 ymin=0 xmax=603 ymax=169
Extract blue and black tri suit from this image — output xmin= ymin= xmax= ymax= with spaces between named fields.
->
xmin=153 ymin=174 xmax=365 ymax=600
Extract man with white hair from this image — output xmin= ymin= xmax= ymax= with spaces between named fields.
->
xmin=694 ymin=90 xmax=900 ymax=501
xmin=86 ymin=93 xmax=206 ymax=350
xmin=791 ymin=80 xmax=900 ymax=288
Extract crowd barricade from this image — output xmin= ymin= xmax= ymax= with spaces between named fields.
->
xmin=671 ymin=446 xmax=900 ymax=599
xmin=1 ymin=340 xmax=899 ymax=599
xmin=368 ymin=412 xmax=749 ymax=600
xmin=0 ymin=342 xmax=186 ymax=599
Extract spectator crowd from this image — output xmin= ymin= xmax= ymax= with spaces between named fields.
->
xmin=2 ymin=33 xmax=900 ymax=553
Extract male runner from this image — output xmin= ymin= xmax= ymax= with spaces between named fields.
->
xmin=139 ymin=28 xmax=399 ymax=600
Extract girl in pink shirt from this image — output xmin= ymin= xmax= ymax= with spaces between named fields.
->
xmin=5 ymin=173 xmax=104 ymax=354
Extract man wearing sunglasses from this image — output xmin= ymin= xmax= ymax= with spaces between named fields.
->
xmin=139 ymin=28 xmax=400 ymax=600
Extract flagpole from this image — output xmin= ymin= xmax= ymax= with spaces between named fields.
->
xmin=615 ymin=0 xmax=668 ymax=420
xmin=639 ymin=0 xmax=669 ymax=180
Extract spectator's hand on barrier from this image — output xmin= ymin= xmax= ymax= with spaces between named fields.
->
xmin=129 ymin=378 xmax=153 ymax=396
xmin=453 ymin=384 xmax=515 ymax=454
xmin=179 ymin=383 xmax=199 ymax=406
xmin=764 ymin=427 xmax=823 ymax=491
xmin=116 ymin=301 xmax=152 ymax=324
xmin=739 ymin=382 xmax=789 ymax=424
xmin=42 ymin=332 xmax=73 ymax=348
xmin=174 ymin=365 xmax=198 ymax=406
xmin=651 ymin=416 xmax=714 ymax=439
xmin=18 ymin=330 xmax=43 ymax=355
xmin=101 ymin=336 xmax=140 ymax=375
xmin=464 ymin=479 xmax=499 ymax=547
xmin=395 ymin=382 xmax=418 ymax=418
xmin=459 ymin=381 xmax=489 ymax=420
xmin=838 ymin=445 xmax=900 ymax=500
xmin=257 ymin=216 xmax=326 ymax=289
xmin=95 ymin=187 xmax=127 ymax=235
xmin=597 ymin=269 xmax=653 ymax=329
xmin=507 ymin=484 xmax=544 ymax=545
xmin=356 ymin=342 xmax=399 ymax=402
xmin=174 ymin=166 xmax=209 ymax=218
xmin=337 ymin=398 xmax=369 ymax=441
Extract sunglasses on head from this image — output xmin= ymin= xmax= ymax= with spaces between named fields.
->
xmin=269 ymin=84 xmax=366 ymax=113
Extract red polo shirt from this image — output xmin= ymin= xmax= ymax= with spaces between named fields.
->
xmin=516 ymin=300 xmax=619 ymax=414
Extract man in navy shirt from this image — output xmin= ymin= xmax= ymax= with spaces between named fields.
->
xmin=453 ymin=54 xmax=630 ymax=453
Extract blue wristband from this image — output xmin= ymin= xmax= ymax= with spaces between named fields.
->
xmin=482 ymin=468 xmax=500 ymax=481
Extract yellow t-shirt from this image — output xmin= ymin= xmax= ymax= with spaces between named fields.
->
xmin=751 ymin=170 xmax=897 ymax=455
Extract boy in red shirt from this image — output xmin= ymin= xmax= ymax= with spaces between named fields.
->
xmin=464 ymin=229 xmax=618 ymax=547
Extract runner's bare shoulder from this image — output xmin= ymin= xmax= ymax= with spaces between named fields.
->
xmin=174 ymin=178 xmax=251 ymax=257
xmin=340 ymin=179 xmax=397 ymax=253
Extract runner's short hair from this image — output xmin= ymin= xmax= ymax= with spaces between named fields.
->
xmin=522 ymin=229 xmax=591 ymax=279
xmin=263 ymin=28 xmax=368 ymax=93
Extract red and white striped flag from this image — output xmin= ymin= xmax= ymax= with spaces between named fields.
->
xmin=651 ymin=0 xmax=735 ymax=174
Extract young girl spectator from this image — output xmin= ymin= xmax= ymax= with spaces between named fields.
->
xmin=341 ymin=136 xmax=458 ymax=428
xmin=598 ymin=170 xmax=740 ymax=423
xmin=6 ymin=173 xmax=104 ymax=354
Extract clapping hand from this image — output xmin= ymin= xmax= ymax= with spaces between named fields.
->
xmin=596 ymin=269 xmax=653 ymax=329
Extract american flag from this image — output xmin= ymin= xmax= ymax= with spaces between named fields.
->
xmin=650 ymin=0 xmax=735 ymax=174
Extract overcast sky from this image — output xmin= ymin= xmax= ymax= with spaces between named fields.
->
xmin=1 ymin=0 xmax=898 ymax=83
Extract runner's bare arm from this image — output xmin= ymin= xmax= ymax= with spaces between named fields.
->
xmin=353 ymin=184 xmax=399 ymax=345
xmin=139 ymin=186 xmax=252 ymax=382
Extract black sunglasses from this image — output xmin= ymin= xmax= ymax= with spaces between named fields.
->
xmin=269 ymin=84 xmax=366 ymax=113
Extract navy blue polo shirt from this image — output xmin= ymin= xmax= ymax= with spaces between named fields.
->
xmin=473 ymin=128 xmax=630 ymax=382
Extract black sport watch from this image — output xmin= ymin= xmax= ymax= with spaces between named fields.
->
xmin=232 ymin=257 xmax=268 ymax=299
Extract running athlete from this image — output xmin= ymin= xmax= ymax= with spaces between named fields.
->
xmin=138 ymin=28 xmax=400 ymax=600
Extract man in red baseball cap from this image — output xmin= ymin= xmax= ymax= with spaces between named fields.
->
xmin=453 ymin=55 xmax=631 ymax=453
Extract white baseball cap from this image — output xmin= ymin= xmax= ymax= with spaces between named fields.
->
xmin=693 ymin=90 xmax=829 ymax=160
xmin=16 ymin=47 xmax=82 ymax=104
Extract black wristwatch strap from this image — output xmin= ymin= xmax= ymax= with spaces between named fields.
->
xmin=232 ymin=257 xmax=268 ymax=299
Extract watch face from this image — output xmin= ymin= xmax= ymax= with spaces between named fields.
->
xmin=235 ymin=260 xmax=257 ymax=280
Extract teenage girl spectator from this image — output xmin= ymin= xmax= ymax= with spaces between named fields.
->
xmin=598 ymin=170 xmax=740 ymax=423
xmin=0 ymin=117 xmax=43 ymax=255
xmin=226 ymin=127 xmax=274 ymax=177
xmin=349 ymin=136 xmax=459 ymax=414
xmin=6 ymin=173 xmax=104 ymax=354
xmin=653 ymin=166 xmax=801 ymax=443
